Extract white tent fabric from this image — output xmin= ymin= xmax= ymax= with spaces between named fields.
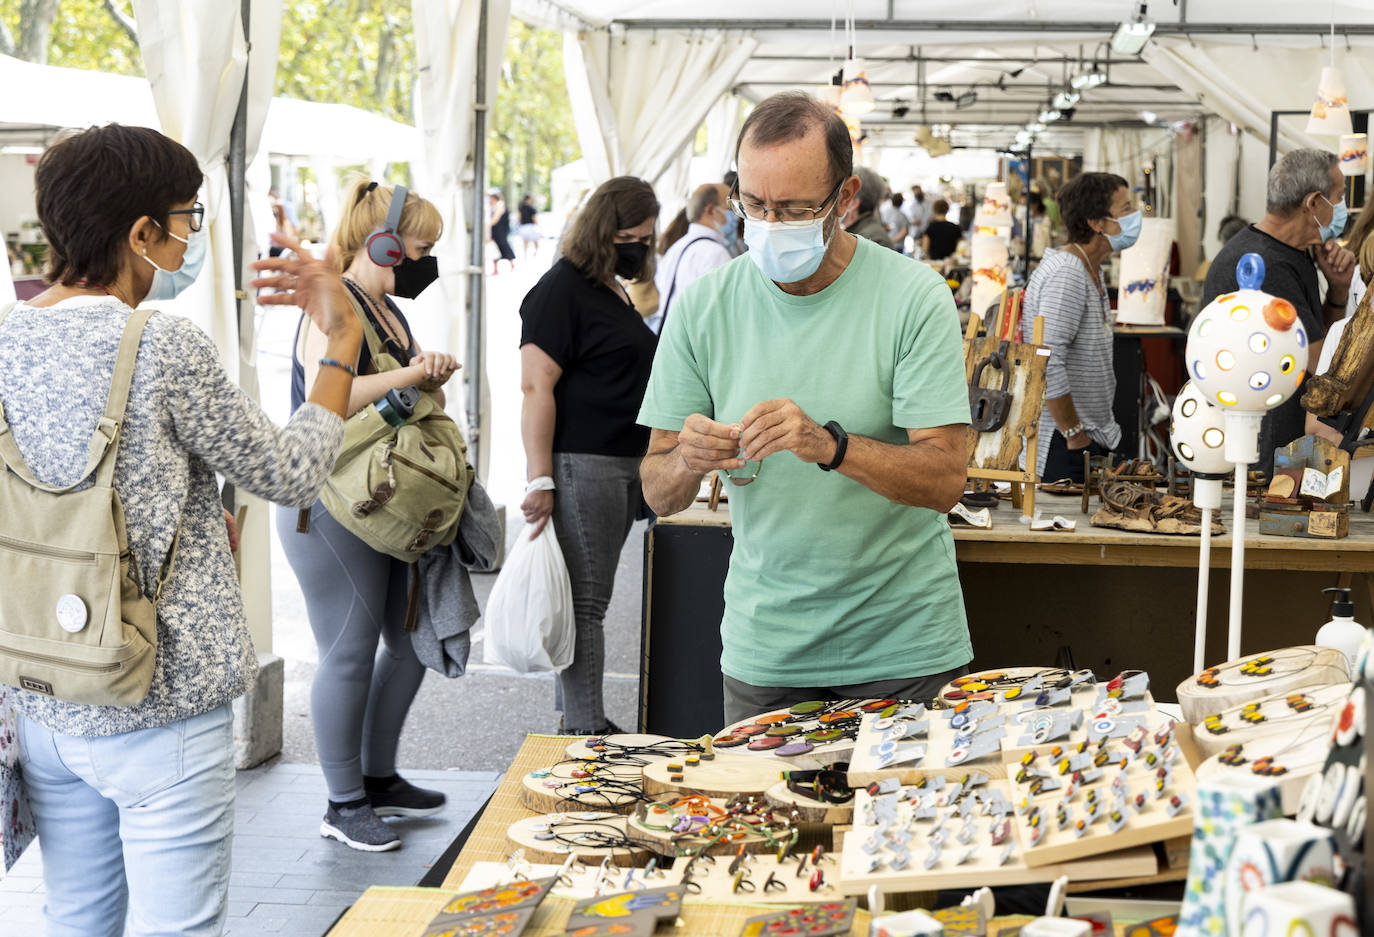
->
xmin=131 ymin=0 xmax=284 ymax=654
xmin=563 ymin=28 xmax=757 ymax=201
xmin=410 ymin=0 xmax=512 ymax=480
xmin=704 ymin=93 xmax=745 ymax=181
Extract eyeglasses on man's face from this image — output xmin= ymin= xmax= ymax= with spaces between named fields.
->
xmin=166 ymin=201 xmax=205 ymax=233
xmin=728 ymin=178 xmax=844 ymax=226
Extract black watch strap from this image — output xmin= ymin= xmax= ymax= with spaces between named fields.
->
xmin=818 ymin=421 xmax=848 ymax=472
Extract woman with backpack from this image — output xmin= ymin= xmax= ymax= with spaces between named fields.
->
xmin=276 ymin=178 xmax=458 ymax=853
xmin=0 ymin=124 xmax=357 ymax=937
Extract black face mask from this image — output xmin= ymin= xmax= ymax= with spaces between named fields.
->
xmin=392 ymin=254 xmax=439 ymax=299
xmin=614 ymin=241 xmax=649 ymax=280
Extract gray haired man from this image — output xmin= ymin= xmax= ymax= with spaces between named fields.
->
xmin=1202 ymin=147 xmax=1355 ymax=475
xmin=842 ymin=166 xmax=897 ymax=250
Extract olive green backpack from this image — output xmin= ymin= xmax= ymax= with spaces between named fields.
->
xmin=0 ymin=304 xmax=176 ymax=706
xmin=304 ymin=291 xmax=474 ymax=564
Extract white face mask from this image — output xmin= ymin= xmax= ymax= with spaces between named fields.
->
xmin=142 ymin=222 xmax=207 ymax=301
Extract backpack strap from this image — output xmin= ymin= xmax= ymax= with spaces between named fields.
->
xmin=0 ymin=307 xmax=154 ymax=493
xmin=659 ymin=236 xmax=717 ymax=332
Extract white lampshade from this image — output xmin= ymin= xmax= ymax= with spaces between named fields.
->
xmin=1340 ymin=133 xmax=1368 ymax=176
xmin=816 ymin=83 xmax=842 ymax=110
xmin=1306 ymin=66 xmax=1353 ymax=136
xmin=840 ymin=60 xmax=874 ymax=116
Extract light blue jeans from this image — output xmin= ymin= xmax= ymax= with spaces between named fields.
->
xmin=18 ymin=703 xmax=236 ymax=937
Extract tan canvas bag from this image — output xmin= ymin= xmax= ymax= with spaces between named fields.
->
xmin=0 ymin=304 xmax=177 ymax=706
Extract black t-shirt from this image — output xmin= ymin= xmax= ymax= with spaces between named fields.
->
xmin=1201 ymin=224 xmax=1327 ymax=475
xmin=520 ymin=257 xmax=657 ymax=456
xmin=290 ymin=282 xmax=417 ymax=414
xmin=518 ymin=203 xmax=537 ymax=225
xmin=924 ymin=219 xmax=962 ymax=260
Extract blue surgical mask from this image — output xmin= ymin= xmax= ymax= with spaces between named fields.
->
xmin=742 ymin=214 xmax=831 ymax=283
xmin=715 ymin=211 xmax=738 ymax=250
xmin=1315 ymin=194 xmax=1348 ymax=242
xmin=1107 ymin=210 xmax=1142 ymax=252
xmin=143 ymin=223 xmax=207 ymax=301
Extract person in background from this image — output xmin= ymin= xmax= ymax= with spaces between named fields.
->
xmin=268 ymin=187 xmax=297 ymax=258
xmin=518 ymin=193 xmax=541 ymax=260
xmin=651 ymin=183 xmax=733 ymax=334
xmin=278 ymin=178 xmax=457 ymax=853
xmin=6 ymin=123 xmax=354 ymax=936
xmin=1023 ymin=172 xmax=1137 ymax=483
xmin=921 ymin=199 xmax=962 ymax=261
xmin=488 ymin=191 xmax=516 ymax=275
xmin=519 ymin=177 xmax=659 ymax=736
xmin=842 ymin=166 xmax=896 ymax=250
xmin=881 ymin=191 xmax=911 ymax=255
xmin=723 ymin=170 xmax=746 ymax=256
xmin=637 ymin=91 xmax=972 ymax=722
xmin=1337 ymin=204 xmax=1374 ymax=318
xmin=1202 ymin=148 xmax=1354 ymax=477
xmin=1011 ymin=190 xmax=1047 ymax=244
xmin=1217 ymin=213 xmax=1250 ymax=245
xmin=903 ymin=184 xmax=932 ymax=242
xmin=1037 ymin=176 xmax=1061 ymax=234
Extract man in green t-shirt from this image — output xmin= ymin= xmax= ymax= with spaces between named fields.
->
xmin=637 ymin=92 xmax=974 ymax=723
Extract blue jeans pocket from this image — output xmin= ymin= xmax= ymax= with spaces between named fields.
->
xmin=87 ymin=720 xmax=187 ymax=805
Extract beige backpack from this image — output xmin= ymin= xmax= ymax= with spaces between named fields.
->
xmin=0 ymin=304 xmax=177 ymax=706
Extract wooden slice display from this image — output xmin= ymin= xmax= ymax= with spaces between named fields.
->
xmin=764 ymin=781 xmax=854 ymax=825
xmin=506 ymin=812 xmax=650 ymax=867
xmin=1177 ymin=646 xmax=1349 ymax=725
xmin=625 ymin=799 xmax=793 ymax=858
xmin=642 ymin=753 xmax=782 ymax=799
xmin=1190 ymin=682 xmax=1351 ymax=759
xmin=563 ymin=733 xmax=705 ymax=762
xmin=519 ymin=758 xmax=645 ymax=814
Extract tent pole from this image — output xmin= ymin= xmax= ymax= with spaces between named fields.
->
xmin=224 ymin=0 xmax=251 ymax=515
xmin=467 ymin=0 xmax=490 ymax=472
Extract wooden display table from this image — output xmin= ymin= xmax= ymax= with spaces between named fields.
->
xmin=640 ymin=494 xmax=1374 ymax=736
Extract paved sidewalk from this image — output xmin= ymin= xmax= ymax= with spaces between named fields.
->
xmin=2 ymin=762 xmax=499 ymax=936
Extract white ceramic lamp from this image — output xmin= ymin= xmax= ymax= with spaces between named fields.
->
xmin=970 ymin=233 xmax=1009 ymax=320
xmin=1306 ymin=66 xmax=1353 ymax=137
xmin=1171 ymin=381 xmax=1231 ymax=673
xmin=974 ymin=182 xmax=1013 ymax=236
xmin=1339 ymin=133 xmax=1368 ymax=176
xmin=841 ymin=60 xmax=875 ymax=116
xmin=1184 ymin=253 xmax=1308 ymax=661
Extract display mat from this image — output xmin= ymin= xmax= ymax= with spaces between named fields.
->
xmin=328 ymin=888 xmax=874 ymax=937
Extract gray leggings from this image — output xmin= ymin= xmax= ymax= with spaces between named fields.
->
xmin=550 ymin=452 xmax=642 ymax=732
xmin=276 ymin=502 xmax=425 ymax=803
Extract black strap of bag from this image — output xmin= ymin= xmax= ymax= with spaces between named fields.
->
xmin=659 ymin=236 xmax=716 ymax=332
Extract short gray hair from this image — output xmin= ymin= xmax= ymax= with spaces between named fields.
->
xmin=686 ymin=184 xmax=723 ymax=223
xmin=854 ymin=166 xmax=885 ymax=216
xmin=1267 ymin=148 xmax=1339 ymax=215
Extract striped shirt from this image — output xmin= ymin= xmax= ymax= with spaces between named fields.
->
xmin=1023 ymin=248 xmax=1121 ymax=474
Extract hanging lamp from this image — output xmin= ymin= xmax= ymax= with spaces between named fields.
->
xmin=1306 ymin=14 xmax=1353 ymax=136
xmin=838 ymin=2 xmax=874 ymax=116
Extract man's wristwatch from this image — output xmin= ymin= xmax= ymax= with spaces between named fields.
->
xmin=818 ymin=421 xmax=848 ymax=472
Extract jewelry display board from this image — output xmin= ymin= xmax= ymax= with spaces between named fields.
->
xmin=716 ymin=700 xmax=895 ymax=769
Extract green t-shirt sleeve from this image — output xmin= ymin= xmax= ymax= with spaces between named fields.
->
xmin=892 ymin=275 xmax=973 ymax=429
xmin=636 ymin=286 xmax=714 ymax=431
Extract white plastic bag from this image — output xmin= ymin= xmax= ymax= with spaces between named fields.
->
xmin=483 ymin=521 xmax=575 ymax=674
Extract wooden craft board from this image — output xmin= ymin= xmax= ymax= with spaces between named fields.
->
xmin=563 ymin=733 xmax=705 ymax=762
xmin=1193 ymin=719 xmax=1334 ymax=815
xmin=625 ymin=799 xmax=783 ymax=857
xmin=519 ymin=758 xmax=645 ymax=814
xmin=642 ymin=753 xmax=783 ymax=799
xmin=963 ymin=327 xmax=1050 ymax=472
xmin=764 ymin=781 xmax=855 ymax=826
xmin=715 ymin=702 xmax=893 ymax=770
xmin=1176 ymin=645 xmax=1351 ymax=725
xmin=1189 ymin=681 xmax=1350 ymax=759
xmin=506 ymin=812 xmax=651 ymax=867
xmin=1005 ymin=735 xmax=1197 ymax=869
xmin=836 ymin=780 xmax=1159 ymax=893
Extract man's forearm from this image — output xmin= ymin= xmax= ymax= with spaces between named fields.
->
xmin=641 ymin=445 xmax=703 ymax=517
xmin=837 ymin=434 xmax=965 ymax=512
xmin=1044 ymin=393 xmax=1080 ymax=432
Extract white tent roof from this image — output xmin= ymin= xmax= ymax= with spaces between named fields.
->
xmin=515 ymin=1 xmax=1374 ymax=151
xmin=0 ymin=54 xmax=418 ymax=162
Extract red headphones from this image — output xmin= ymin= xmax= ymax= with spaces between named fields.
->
xmin=363 ymin=182 xmax=408 ymax=267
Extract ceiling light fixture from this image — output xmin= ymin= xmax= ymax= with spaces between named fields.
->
xmin=1038 ymin=108 xmax=1062 ymax=123
xmin=1052 ymin=89 xmax=1080 ymax=110
xmin=955 ymin=89 xmax=979 ymax=109
xmin=1071 ymin=68 xmax=1108 ymax=90
xmin=1111 ymin=2 xmax=1156 ymax=55
xmin=838 ymin=3 xmax=874 ymax=116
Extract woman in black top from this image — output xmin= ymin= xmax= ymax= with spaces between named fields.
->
xmin=519 ymin=176 xmax=659 ymax=734
xmin=517 ymin=194 xmax=540 ymax=260
xmin=489 ymin=192 xmax=516 ymax=274
xmin=921 ymin=198 xmax=963 ymax=261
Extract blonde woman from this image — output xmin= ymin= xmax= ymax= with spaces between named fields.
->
xmin=277 ymin=178 xmax=458 ymax=852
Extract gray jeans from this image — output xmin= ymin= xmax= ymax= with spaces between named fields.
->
xmin=550 ymin=452 xmax=643 ymax=732
xmin=276 ymin=502 xmax=426 ymax=803
xmin=721 ymin=666 xmax=971 ymax=726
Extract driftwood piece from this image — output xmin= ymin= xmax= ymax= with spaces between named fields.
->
xmin=1089 ymin=470 xmax=1225 ymax=535
xmin=1303 ymin=286 xmax=1374 ymax=418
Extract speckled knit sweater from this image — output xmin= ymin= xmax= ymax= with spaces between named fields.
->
xmin=0 ymin=296 xmax=343 ymax=736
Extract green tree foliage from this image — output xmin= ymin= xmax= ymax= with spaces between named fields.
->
xmin=487 ymin=20 xmax=579 ymax=205
xmin=277 ymin=0 xmax=414 ymax=123
xmin=0 ymin=0 xmax=141 ymax=73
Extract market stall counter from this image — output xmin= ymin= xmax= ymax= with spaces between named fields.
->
xmin=640 ymin=493 xmax=1374 ymax=738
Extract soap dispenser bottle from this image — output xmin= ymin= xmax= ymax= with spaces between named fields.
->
xmin=1318 ymin=587 xmax=1364 ymax=676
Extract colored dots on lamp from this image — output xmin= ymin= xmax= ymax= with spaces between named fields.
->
xmin=1171 ymin=381 xmax=1231 ymax=477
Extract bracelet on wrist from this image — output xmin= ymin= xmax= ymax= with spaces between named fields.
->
xmin=318 ymin=357 xmax=357 ymax=377
xmin=525 ymin=475 xmax=555 ymax=495
xmin=1062 ymin=423 xmax=1085 ymax=438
